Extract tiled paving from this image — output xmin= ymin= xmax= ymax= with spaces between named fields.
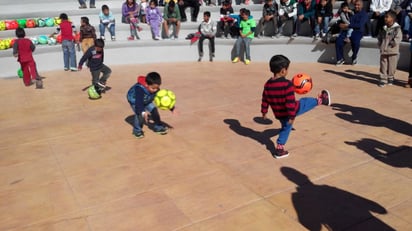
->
xmin=0 ymin=61 xmax=411 ymax=230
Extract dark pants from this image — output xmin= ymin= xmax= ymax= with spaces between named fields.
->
xmin=409 ymin=52 xmax=412 ymax=79
xmin=296 ymin=16 xmax=315 ymax=36
xmin=335 ymin=30 xmax=363 ymax=62
xmin=198 ymin=35 xmax=215 ymax=56
xmin=91 ymin=64 xmax=111 ymax=85
xmin=179 ymin=0 xmax=200 ymax=21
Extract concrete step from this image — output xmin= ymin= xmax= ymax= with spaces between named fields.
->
xmin=0 ymin=1 xmax=263 ymax=20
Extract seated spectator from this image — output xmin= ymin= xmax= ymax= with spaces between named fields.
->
xmin=197 ymin=11 xmax=217 ymax=62
xmin=335 ymin=0 xmax=368 ymax=66
xmin=255 ymin=0 xmax=279 ymax=38
xmin=229 ymin=8 xmax=251 ymax=39
xmin=122 ymin=0 xmax=143 ymax=40
xmin=368 ymin=0 xmax=393 ymax=37
xmin=295 ymin=0 xmax=316 ymax=38
xmin=314 ymin=0 xmax=333 ymax=39
xmin=99 ymin=5 xmax=116 ymax=41
xmin=178 ymin=0 xmax=200 ymax=22
xmin=277 ymin=0 xmax=298 ymax=36
xmin=400 ymin=0 xmax=412 ymax=40
xmin=339 ymin=2 xmax=354 ymax=43
xmin=163 ymin=0 xmax=181 ymax=39
xmin=218 ymin=0 xmax=234 ymax=38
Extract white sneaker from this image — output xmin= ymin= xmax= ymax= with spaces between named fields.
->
xmin=101 ymin=36 xmax=105 ymax=40
xmin=154 ymin=36 xmax=160 ymax=40
xmin=170 ymin=35 xmax=175 ymax=40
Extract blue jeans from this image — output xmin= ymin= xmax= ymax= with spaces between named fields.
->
xmin=78 ymin=0 xmax=95 ymax=6
xmin=61 ymin=40 xmax=77 ymax=70
xmin=314 ymin=16 xmax=330 ymax=34
xmin=235 ymin=37 xmax=252 ymax=60
xmin=277 ymin=97 xmax=318 ymax=145
xmin=132 ymin=103 xmax=164 ymax=133
xmin=99 ymin=23 xmax=115 ymax=37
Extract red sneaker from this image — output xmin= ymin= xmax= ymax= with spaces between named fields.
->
xmin=274 ymin=149 xmax=289 ymax=159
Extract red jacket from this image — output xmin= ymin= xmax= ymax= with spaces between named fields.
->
xmin=59 ymin=20 xmax=75 ymax=41
xmin=13 ymin=38 xmax=35 ymax=63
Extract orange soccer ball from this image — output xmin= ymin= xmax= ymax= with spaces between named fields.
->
xmin=292 ymin=73 xmax=313 ymax=94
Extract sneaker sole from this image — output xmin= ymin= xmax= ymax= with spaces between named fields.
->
xmin=155 ymin=131 xmax=168 ymax=135
xmin=323 ymin=89 xmax=331 ymax=106
xmin=274 ymin=153 xmax=289 ymax=159
xmin=133 ymin=132 xmax=144 ymax=139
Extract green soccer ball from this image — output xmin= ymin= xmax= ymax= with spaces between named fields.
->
xmin=17 ymin=68 xmax=23 ymax=78
xmin=17 ymin=19 xmax=27 ymax=28
xmin=154 ymin=89 xmax=176 ymax=110
xmin=87 ymin=85 xmax=101 ymax=99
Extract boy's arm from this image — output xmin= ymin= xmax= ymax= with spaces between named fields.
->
xmin=78 ymin=49 xmax=91 ymax=69
xmin=134 ymin=87 xmax=146 ymax=115
xmin=12 ymin=41 xmax=18 ymax=57
xmin=30 ymin=42 xmax=35 ymax=52
xmin=92 ymin=26 xmax=97 ymax=39
xmin=392 ymin=27 xmax=403 ymax=47
xmin=285 ymin=83 xmax=297 ymax=120
xmin=261 ymin=88 xmax=269 ymax=117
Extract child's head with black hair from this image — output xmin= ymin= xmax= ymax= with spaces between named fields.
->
xmin=145 ymin=72 xmax=162 ymax=93
xmin=15 ymin=28 xmax=26 ymax=38
xmin=269 ymin=55 xmax=290 ymax=76
xmin=94 ymin=38 xmax=105 ymax=53
xmin=81 ymin=16 xmax=90 ymax=26
xmin=59 ymin=13 xmax=68 ymax=20
xmin=384 ymin=10 xmax=397 ymax=27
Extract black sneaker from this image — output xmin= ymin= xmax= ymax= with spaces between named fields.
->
xmin=133 ymin=131 xmax=144 ymax=139
xmin=388 ymin=78 xmax=394 ymax=85
xmin=154 ymin=126 xmax=168 ymax=135
xmin=336 ymin=59 xmax=344 ymax=66
xmin=320 ymin=89 xmax=331 ymax=106
xmin=352 ymin=58 xmax=357 ymax=65
xmin=378 ymin=82 xmax=386 ymax=87
xmin=274 ymin=149 xmax=289 ymax=159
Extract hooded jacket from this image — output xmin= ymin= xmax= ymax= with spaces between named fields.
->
xmin=377 ymin=22 xmax=402 ymax=55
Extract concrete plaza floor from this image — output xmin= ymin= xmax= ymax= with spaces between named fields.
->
xmin=0 ymin=61 xmax=411 ymax=230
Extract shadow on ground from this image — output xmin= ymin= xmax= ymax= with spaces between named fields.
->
xmin=281 ymin=166 xmax=395 ymax=231
xmin=224 ymin=118 xmax=279 ymax=156
xmin=345 ymin=138 xmax=412 ymax=168
xmin=324 ymin=69 xmax=378 ymax=85
xmin=125 ymin=114 xmax=174 ymax=130
xmin=331 ymin=103 xmax=412 ymax=137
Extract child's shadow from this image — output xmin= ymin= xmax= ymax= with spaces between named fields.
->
xmin=223 ymin=118 xmax=279 ymax=156
xmin=125 ymin=114 xmax=174 ymax=129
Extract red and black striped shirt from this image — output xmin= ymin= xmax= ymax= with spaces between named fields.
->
xmin=261 ymin=76 xmax=299 ymax=120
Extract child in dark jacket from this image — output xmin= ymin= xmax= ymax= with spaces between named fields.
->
xmin=261 ymin=55 xmax=331 ymax=158
xmin=127 ymin=72 xmax=175 ymax=138
xmin=78 ymin=39 xmax=111 ymax=96
xmin=79 ymin=16 xmax=96 ymax=53
xmin=13 ymin=28 xmax=37 ymax=86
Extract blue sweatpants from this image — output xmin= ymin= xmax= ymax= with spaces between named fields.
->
xmin=277 ymin=97 xmax=318 ymax=145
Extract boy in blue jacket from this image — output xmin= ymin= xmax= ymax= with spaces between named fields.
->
xmin=78 ymin=38 xmax=112 ymax=96
xmin=127 ymin=72 xmax=174 ymax=138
